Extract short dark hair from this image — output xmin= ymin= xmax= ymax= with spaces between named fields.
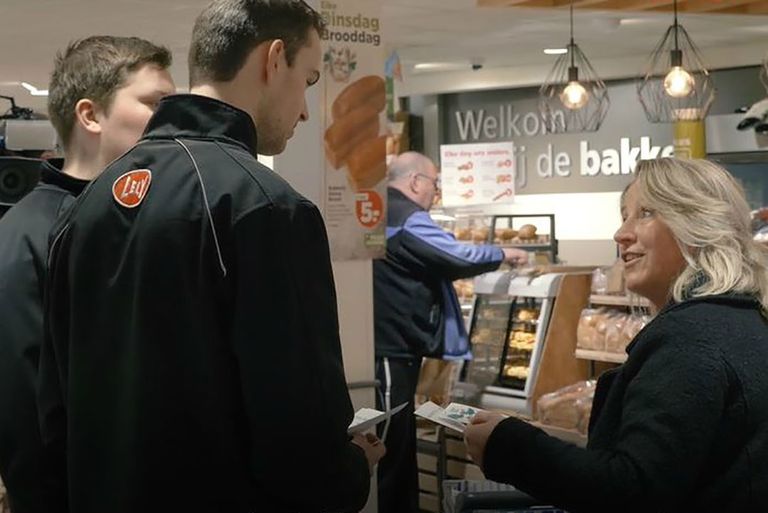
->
xmin=47 ymin=36 xmax=172 ymax=150
xmin=188 ymin=0 xmax=325 ymax=86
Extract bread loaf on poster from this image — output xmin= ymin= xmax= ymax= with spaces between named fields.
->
xmin=324 ymin=105 xmax=380 ymax=169
xmin=332 ymin=75 xmax=386 ymax=120
xmin=346 ymin=135 xmax=387 ymax=191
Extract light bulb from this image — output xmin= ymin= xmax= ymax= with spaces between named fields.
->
xmin=560 ymin=81 xmax=589 ymax=110
xmin=664 ymin=66 xmax=695 ymax=98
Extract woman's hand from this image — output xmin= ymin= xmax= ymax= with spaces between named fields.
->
xmin=464 ymin=411 xmax=506 ymax=468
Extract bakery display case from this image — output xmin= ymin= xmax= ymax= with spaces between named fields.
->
xmin=489 ymin=214 xmax=558 ymax=263
xmin=462 ymin=269 xmax=593 ymax=416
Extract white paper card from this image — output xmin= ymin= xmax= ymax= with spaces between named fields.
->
xmin=348 ymin=401 xmax=408 ymax=435
xmin=414 ymin=401 xmax=482 ymax=433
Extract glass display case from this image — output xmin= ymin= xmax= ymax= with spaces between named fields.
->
xmin=463 ymin=272 xmax=565 ymax=415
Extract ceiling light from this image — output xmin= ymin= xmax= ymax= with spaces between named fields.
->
xmin=664 ymin=62 xmax=695 ymax=98
xmin=619 ymin=18 xmax=653 ymax=26
xmin=413 ymin=62 xmax=459 ymax=71
xmin=20 ymin=82 xmax=48 ymax=96
xmin=637 ymin=0 xmax=714 ymax=123
xmin=560 ymin=80 xmax=589 ymax=110
xmin=538 ymin=0 xmax=609 ymax=132
xmin=543 ymin=48 xmax=567 ymax=55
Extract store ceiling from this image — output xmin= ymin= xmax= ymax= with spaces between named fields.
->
xmin=387 ymin=0 xmax=768 ymax=73
xmin=1 ymin=0 xmax=767 ymax=113
xmin=477 ymin=0 xmax=768 ymax=15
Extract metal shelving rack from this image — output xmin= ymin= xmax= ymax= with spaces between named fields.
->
xmin=487 ymin=214 xmax=558 ymax=263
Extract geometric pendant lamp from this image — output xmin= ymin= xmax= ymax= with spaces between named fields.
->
xmin=539 ymin=0 xmax=609 ymax=133
xmin=637 ymin=0 xmax=715 ymax=123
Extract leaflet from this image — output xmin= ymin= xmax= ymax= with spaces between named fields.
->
xmin=348 ymin=401 xmax=408 ymax=435
xmin=414 ymin=401 xmax=483 ymax=434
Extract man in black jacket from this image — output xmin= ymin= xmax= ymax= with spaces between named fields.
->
xmin=40 ymin=2 xmax=383 ymax=512
xmin=373 ymin=152 xmax=527 ymax=513
xmin=0 ymin=36 xmax=174 ymax=513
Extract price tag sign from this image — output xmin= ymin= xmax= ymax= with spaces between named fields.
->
xmin=355 ymin=191 xmax=383 ymax=228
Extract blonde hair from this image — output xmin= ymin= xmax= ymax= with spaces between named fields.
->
xmin=633 ymin=158 xmax=768 ymax=314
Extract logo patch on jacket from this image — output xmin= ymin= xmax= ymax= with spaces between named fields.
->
xmin=112 ymin=169 xmax=152 ymax=208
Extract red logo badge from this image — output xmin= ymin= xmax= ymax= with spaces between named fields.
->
xmin=112 ymin=169 xmax=152 ymax=208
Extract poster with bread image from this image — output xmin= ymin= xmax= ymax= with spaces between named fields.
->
xmin=321 ymin=0 xmax=387 ymax=260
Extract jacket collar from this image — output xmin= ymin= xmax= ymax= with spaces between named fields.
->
xmin=388 ymin=187 xmax=425 ymax=212
xmin=39 ymin=158 xmax=88 ymax=196
xmin=141 ymin=94 xmax=259 ymax=156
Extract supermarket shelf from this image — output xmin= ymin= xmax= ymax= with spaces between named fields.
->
xmin=589 ymin=294 xmax=650 ymax=308
xmin=575 ymin=348 xmax=627 ymax=364
xmin=498 ymin=243 xmax=553 ymax=250
xmin=529 ymin=421 xmax=587 ymax=447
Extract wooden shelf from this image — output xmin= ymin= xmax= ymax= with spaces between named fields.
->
xmin=575 ymin=348 xmax=627 ymax=364
xmin=590 ymin=294 xmax=650 ymax=308
xmin=529 ymin=421 xmax=587 ymax=447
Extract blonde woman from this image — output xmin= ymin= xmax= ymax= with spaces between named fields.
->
xmin=465 ymin=158 xmax=768 ymax=512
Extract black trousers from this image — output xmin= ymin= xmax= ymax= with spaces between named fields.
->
xmin=375 ymin=357 xmax=422 ymax=513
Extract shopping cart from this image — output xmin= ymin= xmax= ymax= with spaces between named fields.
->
xmin=443 ymin=479 xmax=566 ymax=513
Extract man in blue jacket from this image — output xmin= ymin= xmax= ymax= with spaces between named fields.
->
xmin=373 ymin=151 xmax=527 ymax=513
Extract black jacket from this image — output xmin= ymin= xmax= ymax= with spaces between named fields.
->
xmin=482 ymin=294 xmax=768 ymax=513
xmin=373 ymin=188 xmax=502 ymax=360
xmin=0 ymin=159 xmax=86 ymax=513
xmin=40 ymin=95 xmax=369 ymax=513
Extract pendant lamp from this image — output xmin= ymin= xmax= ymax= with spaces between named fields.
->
xmin=637 ymin=0 xmax=714 ymax=123
xmin=539 ymin=0 xmax=609 ymax=133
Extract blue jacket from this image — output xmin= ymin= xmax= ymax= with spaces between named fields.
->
xmin=373 ymin=188 xmax=503 ymax=360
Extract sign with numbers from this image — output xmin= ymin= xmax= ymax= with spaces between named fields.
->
xmin=321 ymin=0 xmax=386 ymax=260
xmin=440 ymin=142 xmax=516 ymax=207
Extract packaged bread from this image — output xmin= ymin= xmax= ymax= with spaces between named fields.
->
xmin=331 ymin=75 xmax=386 ymax=120
xmin=576 ymin=396 xmax=593 ymax=435
xmin=517 ymin=224 xmax=537 ymax=240
xmin=576 ymin=308 xmax=606 ymax=351
xmin=618 ymin=314 xmax=649 ymax=350
xmin=604 ymin=314 xmax=629 ymax=353
xmin=346 ymin=135 xmax=387 ymax=191
xmin=536 ymin=380 xmax=595 ymax=429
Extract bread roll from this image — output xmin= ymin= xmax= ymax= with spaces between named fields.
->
xmin=346 ymin=135 xmax=387 ymax=191
xmin=332 ymin=75 xmax=386 ymax=120
xmin=324 ymin=105 xmax=380 ymax=169
xmin=501 ymin=228 xmax=518 ymax=241
xmin=518 ymin=224 xmax=537 ymax=240
xmin=456 ymin=228 xmax=472 ymax=240
xmin=472 ymin=227 xmax=490 ymax=243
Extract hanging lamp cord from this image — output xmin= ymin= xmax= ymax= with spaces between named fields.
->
xmin=673 ymin=0 xmax=679 ymax=51
xmin=570 ymin=0 xmax=575 ymax=67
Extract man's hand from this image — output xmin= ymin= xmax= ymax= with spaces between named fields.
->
xmin=463 ymin=411 xmax=506 ymax=468
xmin=352 ymin=432 xmax=386 ymax=473
xmin=502 ymin=248 xmax=529 ymax=266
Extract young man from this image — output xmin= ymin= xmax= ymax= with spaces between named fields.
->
xmin=373 ymin=152 xmax=528 ymax=513
xmin=0 ymin=36 xmax=174 ymax=513
xmin=40 ymin=2 xmax=384 ymax=512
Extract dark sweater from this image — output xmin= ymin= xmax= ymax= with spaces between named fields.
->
xmin=483 ymin=293 xmax=768 ymax=513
